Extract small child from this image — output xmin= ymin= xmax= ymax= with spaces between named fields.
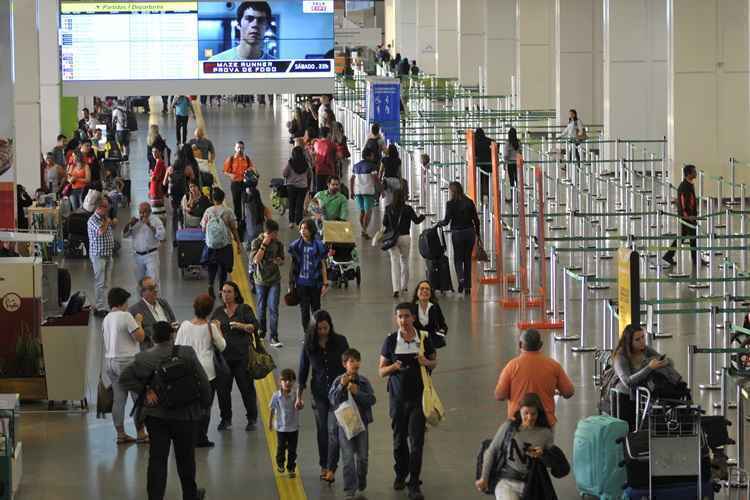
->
xmin=269 ymin=368 xmax=300 ymax=478
xmin=328 ymin=349 xmax=376 ymax=499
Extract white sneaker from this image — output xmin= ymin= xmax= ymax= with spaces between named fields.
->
xmin=269 ymin=337 xmax=284 ymax=348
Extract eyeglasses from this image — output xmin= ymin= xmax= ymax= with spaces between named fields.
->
xmin=143 ymin=286 xmax=157 ymax=292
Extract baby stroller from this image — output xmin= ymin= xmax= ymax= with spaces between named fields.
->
xmin=322 ymin=221 xmax=361 ymax=288
xmin=269 ymin=178 xmax=288 ymax=216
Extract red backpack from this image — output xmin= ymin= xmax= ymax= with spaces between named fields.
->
xmin=314 ymin=139 xmax=336 ymax=176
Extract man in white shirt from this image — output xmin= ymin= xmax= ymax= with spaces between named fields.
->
xmin=128 ymin=276 xmax=176 ymax=349
xmin=123 ymin=203 xmax=166 ymax=286
xmin=112 ymin=100 xmax=130 ymax=158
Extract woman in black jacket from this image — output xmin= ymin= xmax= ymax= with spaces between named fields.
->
xmin=474 ymin=127 xmax=493 ymax=199
xmin=383 ymin=188 xmax=425 ymax=298
xmin=438 ymin=181 xmax=481 ymax=295
xmin=412 ymin=280 xmax=448 ymax=348
xmin=296 ymin=310 xmax=349 ymax=483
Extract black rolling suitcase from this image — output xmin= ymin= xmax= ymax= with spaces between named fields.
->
xmin=176 ymin=228 xmax=205 ymax=278
xmin=426 ymin=255 xmax=453 ymax=292
xmin=64 ymin=211 xmax=90 ymax=257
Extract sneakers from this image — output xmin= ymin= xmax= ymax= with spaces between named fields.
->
xmin=393 ymin=478 xmax=407 ymax=491
xmin=269 ymin=336 xmax=284 ymax=348
xmin=393 ymin=291 xmax=399 ymax=298
xmin=257 ymin=329 xmax=267 ymax=339
xmin=217 ymin=419 xmax=231 ymax=431
xmin=277 ymin=465 xmax=285 ymax=474
xmin=245 ymin=421 xmax=257 ymax=431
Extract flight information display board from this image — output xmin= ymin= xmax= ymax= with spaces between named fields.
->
xmin=59 ymin=0 xmax=335 ymax=83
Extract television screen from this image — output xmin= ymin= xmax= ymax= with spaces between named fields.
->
xmin=59 ymin=0 xmax=334 ymax=92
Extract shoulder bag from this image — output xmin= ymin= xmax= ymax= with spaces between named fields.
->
xmin=380 ymin=208 xmax=403 ymax=251
xmin=210 ymin=322 xmax=230 ymax=378
xmin=419 ymin=331 xmax=445 ymax=426
xmin=248 ymin=332 xmax=276 ymax=380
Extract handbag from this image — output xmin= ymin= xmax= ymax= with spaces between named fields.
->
xmin=210 ymin=323 xmax=230 ymax=378
xmin=371 ymin=227 xmax=385 ymax=247
xmin=284 ymin=255 xmax=300 ymax=306
xmin=476 ymin=239 xmax=489 ymax=262
xmin=96 ymin=377 xmax=113 ymax=418
xmin=248 ymin=333 xmax=276 ymax=380
xmin=380 ymin=208 xmax=403 ymax=251
xmin=419 ymin=331 xmax=445 ymax=426
xmin=334 ymin=390 xmax=366 ymax=440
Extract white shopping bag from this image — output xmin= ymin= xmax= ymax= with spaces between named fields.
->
xmin=334 ymin=391 xmax=366 ymax=440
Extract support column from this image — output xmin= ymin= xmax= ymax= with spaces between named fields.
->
xmin=435 ymin=0 xmax=458 ymax=78
xmin=416 ymin=0 xmax=436 ymax=74
xmin=13 ymin=0 xmax=42 ymax=191
xmin=396 ymin=0 xmax=417 ymax=60
xmin=668 ymin=0 xmax=749 ymax=183
xmin=517 ymin=0 xmax=555 ymax=109
xmin=0 ymin=0 xmax=15 ymax=228
xmin=603 ymin=0 xmax=668 ymax=145
xmin=484 ymin=0 xmax=518 ymax=97
xmin=555 ymin=0 xmax=603 ymax=126
xmin=457 ymin=0 xmax=485 ymax=87
xmin=385 ymin=0 xmax=396 ymax=48
xmin=39 ymin=0 xmax=61 ymax=155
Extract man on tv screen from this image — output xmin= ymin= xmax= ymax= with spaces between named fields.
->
xmin=209 ymin=1 xmax=275 ymax=61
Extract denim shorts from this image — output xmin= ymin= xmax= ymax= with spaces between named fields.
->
xmin=355 ymin=194 xmax=375 ymax=212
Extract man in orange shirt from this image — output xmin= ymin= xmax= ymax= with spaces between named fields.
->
xmin=494 ymin=329 xmax=575 ymax=427
xmin=223 ymin=140 xmax=255 ymax=224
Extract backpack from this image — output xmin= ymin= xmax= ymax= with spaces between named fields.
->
xmin=365 ymin=137 xmax=382 ymax=163
xmin=170 ymin=165 xmax=187 ymax=197
xmin=205 ymin=211 xmax=230 ymax=249
xmin=419 ymin=225 xmax=445 ymax=260
xmin=314 ymin=139 xmax=336 ymax=176
xmin=151 ymin=345 xmax=203 ymax=410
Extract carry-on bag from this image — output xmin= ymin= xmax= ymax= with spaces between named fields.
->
xmin=573 ymin=415 xmax=628 ymax=499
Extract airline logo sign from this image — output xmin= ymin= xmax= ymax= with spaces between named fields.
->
xmin=303 ymin=1 xmax=334 ymax=13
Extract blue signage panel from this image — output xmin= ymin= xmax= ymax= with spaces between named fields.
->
xmin=366 ymin=79 xmax=400 ymax=144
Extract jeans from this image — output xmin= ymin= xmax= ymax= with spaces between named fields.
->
xmin=339 ymin=426 xmax=369 ymax=494
xmin=145 ymin=417 xmax=198 ymax=500
xmin=198 ymin=380 xmax=217 ymax=444
xmin=176 ymin=115 xmax=189 ymax=145
xmin=391 ymin=400 xmax=426 ymax=487
xmin=105 ymin=357 xmax=137 ymax=429
xmin=388 ymin=235 xmax=411 ymax=292
xmin=287 ymin=186 xmax=307 ymax=225
xmin=217 ymin=358 xmax=258 ymax=423
xmin=134 ymin=252 xmax=160 ymax=287
xmin=256 ymin=282 xmax=280 ymax=338
xmin=171 ymin=194 xmax=184 ymax=242
xmin=276 ymin=431 xmax=299 ymax=472
xmin=230 ymin=181 xmax=244 ymax=224
xmin=313 ymin=397 xmax=340 ymax=470
xmin=451 ymin=227 xmax=476 ymax=291
xmin=70 ymin=188 xmax=84 ymax=210
xmin=663 ymin=221 xmax=697 ymax=265
xmin=507 ymin=162 xmax=517 ymax=188
xmin=297 ymin=284 xmax=322 ymax=333
xmin=91 ymin=255 xmax=112 ymax=310
xmin=494 ymin=479 xmax=525 ymax=500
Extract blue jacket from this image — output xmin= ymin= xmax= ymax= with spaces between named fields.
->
xmin=329 ymin=373 xmax=376 ymax=425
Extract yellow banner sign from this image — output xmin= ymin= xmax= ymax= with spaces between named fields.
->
xmin=618 ymin=248 xmax=632 ymax=337
xmin=61 ymin=2 xmax=197 ymax=14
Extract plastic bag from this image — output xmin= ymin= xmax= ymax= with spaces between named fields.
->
xmin=334 ymin=391 xmax=366 ymax=440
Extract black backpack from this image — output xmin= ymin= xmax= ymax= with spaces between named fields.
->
xmin=151 ymin=346 xmax=203 ymax=410
xmin=419 ymin=225 xmax=445 ymax=260
xmin=365 ymin=137 xmax=382 ymax=163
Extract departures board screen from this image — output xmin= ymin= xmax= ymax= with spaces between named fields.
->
xmin=59 ymin=0 xmax=335 ymax=93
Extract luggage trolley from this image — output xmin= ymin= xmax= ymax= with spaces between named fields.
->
xmin=625 ymin=387 xmax=708 ymax=499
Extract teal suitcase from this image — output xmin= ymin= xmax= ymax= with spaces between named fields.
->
xmin=573 ymin=415 xmax=628 ymax=499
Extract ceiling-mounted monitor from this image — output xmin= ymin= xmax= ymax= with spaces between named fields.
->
xmin=59 ymin=0 xmax=334 ymax=95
